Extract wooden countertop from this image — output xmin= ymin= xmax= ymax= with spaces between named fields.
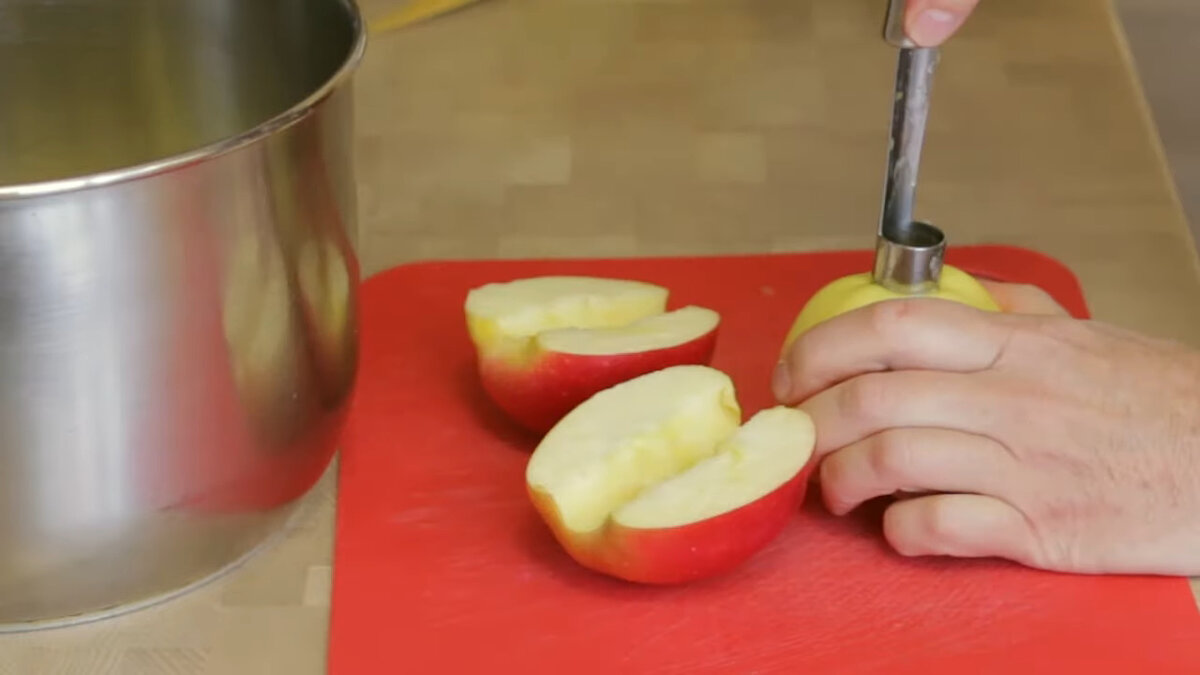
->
xmin=3 ymin=0 xmax=1198 ymax=672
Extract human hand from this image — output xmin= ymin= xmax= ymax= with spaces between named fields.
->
xmin=772 ymin=280 xmax=1200 ymax=576
xmin=904 ymin=0 xmax=983 ymax=47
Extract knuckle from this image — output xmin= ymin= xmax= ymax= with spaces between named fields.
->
xmin=866 ymin=298 xmax=923 ymax=337
xmin=994 ymin=320 xmax=1056 ymax=365
xmin=917 ymin=497 xmax=961 ymax=544
xmin=869 ymin=431 xmax=920 ymax=483
xmin=836 ymin=374 xmax=891 ymax=421
xmin=882 ymin=502 xmax=938 ymax=557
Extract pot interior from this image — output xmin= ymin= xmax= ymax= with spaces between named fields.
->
xmin=0 ymin=0 xmax=361 ymax=188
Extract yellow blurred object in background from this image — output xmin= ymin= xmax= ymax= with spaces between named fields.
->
xmin=369 ymin=0 xmax=491 ymax=33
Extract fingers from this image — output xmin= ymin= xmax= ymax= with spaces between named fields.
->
xmin=819 ymin=428 xmax=1015 ymax=516
xmin=905 ymin=0 xmax=982 ymax=46
xmin=774 ymin=298 xmax=1014 ymax=405
xmin=976 ymin=280 xmax=1070 ymax=316
xmin=883 ymin=493 xmax=1040 ymax=563
xmin=799 ymin=369 xmax=1019 ymax=458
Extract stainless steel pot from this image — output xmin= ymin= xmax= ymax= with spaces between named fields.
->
xmin=0 ymin=0 xmax=366 ymax=628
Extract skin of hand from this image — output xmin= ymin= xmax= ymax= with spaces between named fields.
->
xmin=904 ymin=0 xmax=983 ymax=46
xmin=772 ymin=280 xmax=1200 ymax=577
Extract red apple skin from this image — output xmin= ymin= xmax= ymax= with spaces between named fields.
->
xmin=477 ymin=328 xmax=719 ymax=434
xmin=529 ymin=463 xmax=813 ymax=585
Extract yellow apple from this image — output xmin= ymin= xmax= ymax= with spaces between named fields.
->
xmin=782 ymin=265 xmax=1001 ymax=352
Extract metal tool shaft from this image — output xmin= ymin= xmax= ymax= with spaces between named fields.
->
xmin=872 ymin=0 xmax=945 ymax=294
xmin=878 ymin=46 xmax=939 ymax=245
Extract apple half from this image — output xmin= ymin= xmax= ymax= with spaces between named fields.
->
xmin=465 ymin=276 xmax=721 ymax=433
xmin=526 ymin=365 xmax=816 ymax=585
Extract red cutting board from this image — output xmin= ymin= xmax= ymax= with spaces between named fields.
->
xmin=328 ymin=246 xmax=1200 ymax=674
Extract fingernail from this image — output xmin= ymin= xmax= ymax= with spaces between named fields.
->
xmin=908 ymin=8 xmax=960 ymax=46
xmin=771 ymin=361 xmax=791 ymax=402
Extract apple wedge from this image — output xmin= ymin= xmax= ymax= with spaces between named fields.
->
xmin=465 ymin=276 xmax=721 ymax=433
xmin=526 ymin=365 xmax=816 ymax=585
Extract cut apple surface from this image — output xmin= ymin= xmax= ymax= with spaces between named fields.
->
xmin=466 ymin=276 xmax=669 ymax=352
xmin=465 ymin=276 xmax=721 ymax=433
xmin=526 ymin=365 xmax=816 ymax=585
xmin=535 ymin=305 xmax=718 ymax=356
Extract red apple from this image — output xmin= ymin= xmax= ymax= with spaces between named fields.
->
xmin=465 ymin=276 xmax=721 ymax=433
xmin=525 ymin=365 xmax=816 ymax=585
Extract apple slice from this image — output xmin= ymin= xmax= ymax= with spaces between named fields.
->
xmin=526 ymin=365 xmax=816 ymax=584
xmin=465 ymin=276 xmax=721 ymax=433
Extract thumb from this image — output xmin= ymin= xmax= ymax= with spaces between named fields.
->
xmin=905 ymin=0 xmax=982 ymax=46
xmin=882 ymin=493 xmax=1042 ymax=565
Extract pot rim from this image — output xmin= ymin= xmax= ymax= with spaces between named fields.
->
xmin=0 ymin=0 xmax=368 ymax=202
